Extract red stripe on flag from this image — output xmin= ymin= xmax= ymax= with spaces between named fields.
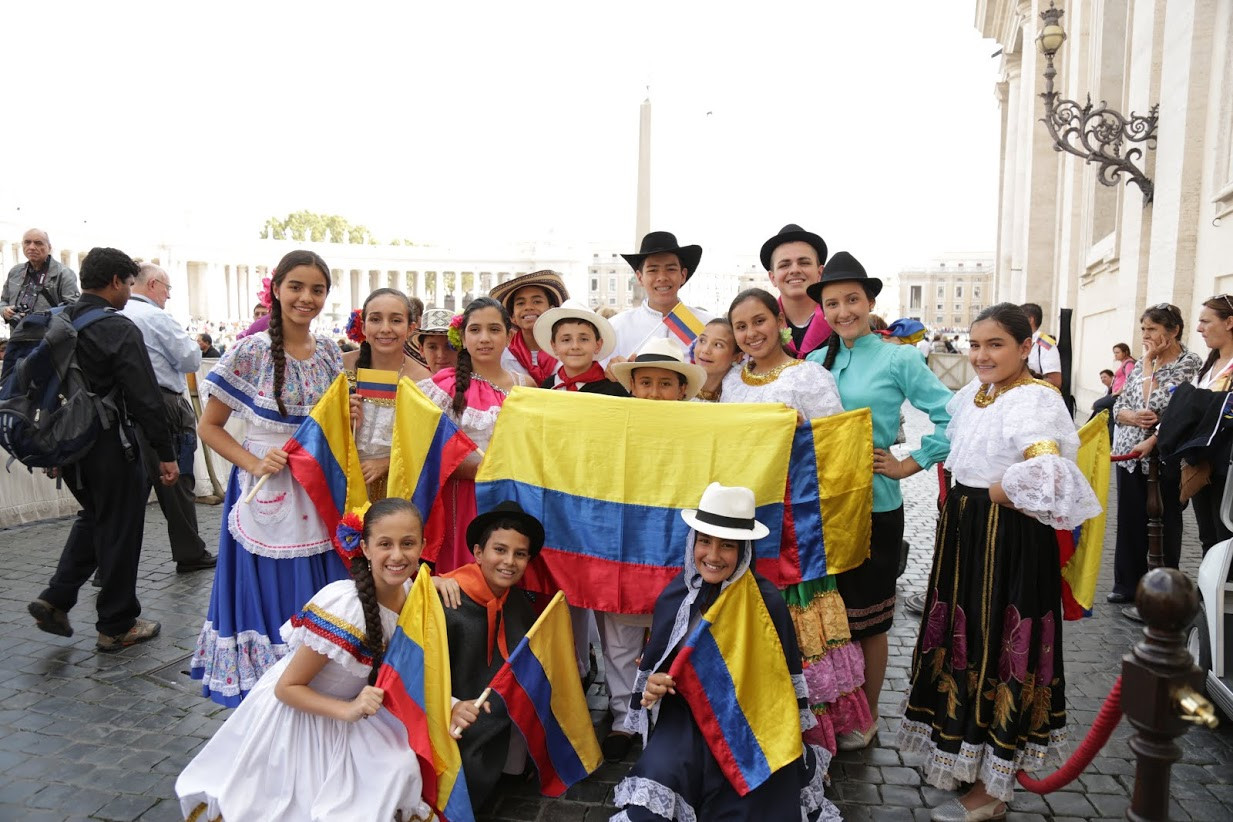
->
xmin=285 ymin=438 xmax=342 ymax=537
xmin=518 ymin=547 xmax=681 ymax=614
xmin=489 ymin=665 xmax=569 ymax=796
xmin=671 ymin=645 xmax=751 ymax=796
xmin=378 ymin=669 xmax=439 ymax=807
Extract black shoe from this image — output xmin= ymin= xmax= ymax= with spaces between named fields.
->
xmin=29 ymin=599 xmax=73 ymax=637
xmin=91 ymin=573 xmax=102 ymax=588
xmin=177 ymin=551 xmax=217 ymax=573
xmin=602 ymin=731 xmax=636 ymax=762
xmin=1106 ymin=591 xmax=1133 ymax=604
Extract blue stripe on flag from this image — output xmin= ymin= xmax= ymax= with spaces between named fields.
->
xmin=506 ymin=642 xmax=590 ymax=787
xmin=685 ymin=626 xmax=772 ymax=788
xmin=788 ymin=426 xmax=826 ymax=579
xmin=382 ymin=629 xmax=427 ymax=711
xmin=412 ymin=416 xmax=452 ymax=515
xmin=476 ymin=480 xmax=785 ymax=566
xmin=292 ymin=418 xmax=348 ymax=513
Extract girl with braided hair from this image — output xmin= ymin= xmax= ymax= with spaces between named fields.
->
xmin=417 ymin=296 xmax=531 ymax=573
xmin=343 ymin=287 xmax=431 ymax=499
xmin=177 ymin=498 xmax=432 ymax=821
xmin=192 ymin=250 xmax=349 ymax=707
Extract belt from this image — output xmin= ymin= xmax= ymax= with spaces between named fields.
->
xmin=160 ymin=387 xmax=186 ymax=396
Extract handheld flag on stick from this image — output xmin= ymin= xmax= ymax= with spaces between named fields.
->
xmin=387 ymin=377 xmax=478 ymax=562
xmin=355 ymin=367 xmax=399 ymax=400
xmin=277 ymin=373 xmax=367 ymax=540
xmin=662 ymin=302 xmax=705 ymax=346
xmin=488 ymin=591 xmax=602 ymax=796
xmin=668 ymin=572 xmax=803 ymax=795
xmin=377 ymin=566 xmax=476 ymax=822
xmin=1059 ymin=411 xmax=1111 ymax=619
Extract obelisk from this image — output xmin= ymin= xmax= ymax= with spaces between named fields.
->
xmin=631 ymin=95 xmax=651 ymax=304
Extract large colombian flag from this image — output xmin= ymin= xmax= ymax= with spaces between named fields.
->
xmin=387 ymin=376 xmax=478 ymax=561
xmin=377 ymin=566 xmax=475 ymax=822
xmin=475 ymin=388 xmax=873 ymax=614
xmin=489 ymin=591 xmax=602 ymax=796
xmin=1059 ymin=410 xmax=1112 ymax=619
xmin=283 ymin=373 xmax=367 ymax=545
xmin=669 ymin=571 xmax=803 ymax=795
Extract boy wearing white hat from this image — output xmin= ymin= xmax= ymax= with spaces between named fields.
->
xmin=533 ymin=302 xmax=628 ymax=396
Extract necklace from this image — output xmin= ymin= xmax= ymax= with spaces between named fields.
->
xmin=697 ymin=387 xmax=721 ymax=402
xmin=972 ymin=375 xmax=1054 ymax=407
xmin=741 ymin=358 xmax=800 ymax=386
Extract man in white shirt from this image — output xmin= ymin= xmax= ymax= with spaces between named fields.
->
xmin=1021 ymin=302 xmax=1063 ymax=388
xmin=122 ymin=264 xmax=215 ymax=572
xmin=609 ymin=231 xmax=713 ymax=359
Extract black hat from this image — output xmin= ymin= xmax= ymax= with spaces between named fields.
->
xmin=806 ymin=251 xmax=882 ymax=303
xmin=465 ymin=500 xmax=545 ymax=558
xmin=759 ymin=224 xmax=828 ymax=271
xmin=620 ymin=231 xmax=703 ymax=282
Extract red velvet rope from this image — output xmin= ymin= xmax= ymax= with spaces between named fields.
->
xmin=1017 ymin=676 xmax=1123 ymax=793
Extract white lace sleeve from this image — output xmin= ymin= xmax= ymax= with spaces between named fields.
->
xmin=796 ymin=362 xmax=845 ymax=420
xmin=999 ymin=386 xmax=1102 ymax=529
xmin=278 ymin=580 xmax=376 ymax=679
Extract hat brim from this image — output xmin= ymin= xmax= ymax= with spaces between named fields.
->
xmin=807 ymin=276 xmax=883 ymax=304
xmin=680 ymin=509 xmax=770 ymax=541
xmin=610 ymin=357 xmax=707 ymax=399
xmin=759 ymin=231 xmax=828 ymax=271
xmin=532 ymin=307 xmax=616 ymax=361
xmin=464 ymin=508 xmax=545 ymax=558
xmin=488 ymin=272 xmax=569 ymax=314
xmin=620 ymin=245 xmax=703 ymax=283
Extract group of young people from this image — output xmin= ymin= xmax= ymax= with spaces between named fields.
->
xmin=170 ymin=224 xmax=1102 ymax=821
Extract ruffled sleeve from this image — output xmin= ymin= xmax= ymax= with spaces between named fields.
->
xmin=795 ymin=362 xmax=845 ymax=420
xmin=417 ymin=372 xmax=455 ymax=414
xmin=998 ymin=385 xmax=1103 ymax=529
xmin=280 ymin=580 xmax=377 ymax=679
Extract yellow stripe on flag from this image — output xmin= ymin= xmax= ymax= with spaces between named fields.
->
xmin=527 ymin=593 xmax=602 ymax=771
xmin=811 ymin=408 xmax=874 ymax=575
xmin=1063 ymin=411 xmax=1111 ymax=611
xmin=388 ymin=377 xmax=442 ymax=501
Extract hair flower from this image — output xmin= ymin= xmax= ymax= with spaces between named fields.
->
xmin=333 ymin=505 xmax=370 ymax=569
xmin=779 ymin=327 xmax=793 ymax=346
xmin=345 ymin=309 xmax=365 ymax=344
xmin=447 ymin=314 xmax=464 ymax=351
xmin=257 ymin=277 xmax=273 ymax=308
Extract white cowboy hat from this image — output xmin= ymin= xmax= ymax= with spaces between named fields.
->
xmin=680 ymin=482 xmax=770 ymax=541
xmin=532 ymin=301 xmax=617 ymax=361
xmin=610 ymin=338 xmax=707 ymax=400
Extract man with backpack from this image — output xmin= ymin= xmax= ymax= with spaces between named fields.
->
xmin=23 ymin=247 xmax=180 ymax=653
xmin=1 ymin=228 xmax=80 ymax=327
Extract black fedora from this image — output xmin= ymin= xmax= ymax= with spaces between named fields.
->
xmin=620 ymin=231 xmax=703 ymax=282
xmin=465 ymin=500 xmax=545 ymax=557
xmin=759 ymin=224 xmax=828 ymax=271
xmin=806 ymin=251 xmax=882 ymax=303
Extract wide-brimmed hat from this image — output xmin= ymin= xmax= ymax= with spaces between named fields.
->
xmin=680 ymin=482 xmax=769 ymax=541
xmin=415 ymin=307 xmax=455 ymax=342
xmin=759 ymin=224 xmax=828 ymax=271
xmin=609 ymin=338 xmax=707 ymax=399
xmin=488 ymin=270 xmax=569 ymax=316
xmin=806 ymin=251 xmax=883 ymax=302
xmin=465 ymin=500 xmax=545 ymax=558
xmin=620 ymin=231 xmax=703 ymax=282
xmin=533 ymin=300 xmax=617 ymax=361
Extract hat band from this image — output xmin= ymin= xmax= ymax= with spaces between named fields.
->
xmin=633 ymin=353 xmax=681 ymax=364
xmin=694 ymin=509 xmax=756 ymax=531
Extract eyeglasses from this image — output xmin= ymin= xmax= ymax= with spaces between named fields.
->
xmin=156 ymin=280 xmax=172 ymax=292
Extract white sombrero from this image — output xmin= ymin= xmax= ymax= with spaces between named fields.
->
xmin=680 ymin=482 xmax=770 ymax=541
xmin=609 ymin=338 xmax=707 ymax=400
xmin=532 ymin=301 xmax=617 ymax=361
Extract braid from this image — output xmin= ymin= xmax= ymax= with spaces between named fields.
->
xmin=350 ymin=556 xmax=386 ymax=685
xmin=821 ymin=331 xmax=842 ymax=370
xmin=357 ymin=341 xmax=373 ymax=370
xmin=452 ymin=348 xmax=473 ymax=417
xmin=268 ymin=298 xmax=289 ymax=416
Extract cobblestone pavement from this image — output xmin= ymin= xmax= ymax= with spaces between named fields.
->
xmin=1 ymin=404 xmax=1232 ymax=821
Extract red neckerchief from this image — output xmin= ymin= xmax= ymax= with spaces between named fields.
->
xmin=444 ymin=563 xmax=511 ymax=665
xmin=507 ymin=330 xmax=558 ymax=384
xmin=554 ymin=363 xmax=606 ymax=391
xmin=780 ymin=298 xmax=831 ymax=358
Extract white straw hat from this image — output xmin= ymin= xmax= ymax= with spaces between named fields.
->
xmin=680 ymin=482 xmax=769 ymax=541
xmin=609 ymin=338 xmax=707 ymax=400
xmin=532 ymin=301 xmax=617 ymax=361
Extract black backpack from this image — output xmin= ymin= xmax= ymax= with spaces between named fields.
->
xmin=0 ymin=305 xmax=122 ymax=468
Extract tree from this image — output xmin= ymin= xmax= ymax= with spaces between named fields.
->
xmin=258 ymin=211 xmax=378 ymax=245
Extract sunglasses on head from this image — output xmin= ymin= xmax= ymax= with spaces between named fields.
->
xmin=1212 ymin=294 xmax=1233 ymax=313
xmin=1148 ymin=302 xmax=1180 ymax=316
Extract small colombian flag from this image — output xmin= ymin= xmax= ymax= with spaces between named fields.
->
xmin=662 ymin=302 xmax=705 ymax=346
xmin=356 ymin=367 xmax=399 ymax=400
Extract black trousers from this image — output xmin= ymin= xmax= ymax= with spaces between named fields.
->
xmin=138 ymin=392 xmax=206 ymax=563
xmin=40 ymin=427 xmax=147 ymax=636
xmin=1112 ymin=466 xmax=1183 ymax=597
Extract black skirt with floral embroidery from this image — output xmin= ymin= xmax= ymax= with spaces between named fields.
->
xmin=896 ymin=484 xmax=1067 ymax=802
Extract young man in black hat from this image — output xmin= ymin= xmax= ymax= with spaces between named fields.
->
xmin=760 ymin=224 xmax=832 ymax=358
xmin=609 ymin=231 xmax=713 ymax=359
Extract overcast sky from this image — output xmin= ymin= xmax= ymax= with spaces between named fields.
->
xmin=5 ymin=0 xmax=1002 ymax=281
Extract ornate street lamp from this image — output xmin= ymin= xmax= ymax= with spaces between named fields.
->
xmin=1037 ymin=1 xmax=1159 ymax=203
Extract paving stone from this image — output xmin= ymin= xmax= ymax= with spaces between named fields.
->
xmin=1180 ymin=797 xmax=1231 ymax=822
xmin=878 ymin=784 xmax=923 ymax=806
xmin=25 ymin=781 xmax=111 ymax=814
xmin=538 ymin=801 xmax=589 ymax=822
xmin=92 ymin=794 xmax=159 ymax=822
xmin=881 ymin=766 xmax=921 ymax=786
xmin=1087 ymin=791 xmax=1130 ymax=817
xmin=1044 ymin=791 xmax=1096 ymax=818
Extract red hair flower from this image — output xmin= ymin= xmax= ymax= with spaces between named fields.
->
xmin=333 ymin=510 xmax=366 ymax=569
xmin=345 ymin=309 xmax=365 ymax=344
